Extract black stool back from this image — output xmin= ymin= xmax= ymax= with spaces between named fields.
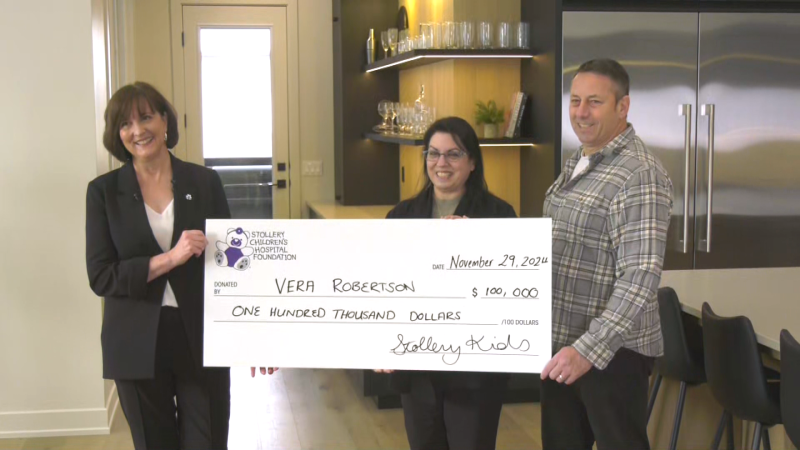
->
xmin=780 ymin=329 xmax=800 ymax=447
xmin=646 ymin=287 xmax=711 ymax=450
xmin=655 ymin=287 xmax=706 ymax=384
xmin=702 ymin=302 xmax=781 ymax=450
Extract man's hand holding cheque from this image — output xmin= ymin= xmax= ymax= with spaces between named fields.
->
xmin=541 ymin=346 xmax=593 ymax=385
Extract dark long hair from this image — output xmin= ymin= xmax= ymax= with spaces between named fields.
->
xmin=415 ymin=116 xmax=490 ymax=199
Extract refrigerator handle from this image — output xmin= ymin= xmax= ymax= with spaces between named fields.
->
xmin=679 ymin=104 xmax=691 ymax=253
xmin=701 ymin=104 xmax=716 ymax=253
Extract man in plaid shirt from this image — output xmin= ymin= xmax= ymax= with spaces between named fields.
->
xmin=540 ymin=59 xmax=673 ymax=449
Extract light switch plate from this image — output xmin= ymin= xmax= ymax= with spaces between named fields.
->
xmin=302 ymin=160 xmax=323 ymax=176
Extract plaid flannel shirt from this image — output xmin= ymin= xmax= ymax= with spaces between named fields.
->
xmin=543 ymin=125 xmax=673 ymax=370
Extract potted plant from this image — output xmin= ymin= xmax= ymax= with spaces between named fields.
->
xmin=474 ymin=100 xmax=505 ymax=138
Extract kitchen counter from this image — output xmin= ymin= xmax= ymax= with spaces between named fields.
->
xmin=307 ymin=201 xmax=394 ymax=219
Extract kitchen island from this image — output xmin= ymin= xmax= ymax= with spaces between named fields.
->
xmin=649 ymin=268 xmax=799 ymax=449
xmin=307 ymin=201 xmax=393 ymax=220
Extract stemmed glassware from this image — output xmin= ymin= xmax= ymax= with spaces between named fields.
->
xmin=375 ymin=101 xmax=436 ymax=137
xmin=391 ymin=102 xmax=400 ymax=132
xmin=376 ymin=100 xmax=391 ymax=132
xmin=387 ymin=28 xmax=398 ymax=56
xmin=381 ymin=31 xmax=389 ymax=58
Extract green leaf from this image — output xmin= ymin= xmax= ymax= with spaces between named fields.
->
xmin=474 ymin=99 xmax=505 ymax=125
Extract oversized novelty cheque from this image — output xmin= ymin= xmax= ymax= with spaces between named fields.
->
xmin=203 ymin=218 xmax=552 ymax=373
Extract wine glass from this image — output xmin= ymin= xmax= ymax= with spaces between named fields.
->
xmin=387 ymin=28 xmax=398 ymax=57
xmin=396 ymin=105 xmax=406 ymax=135
xmin=377 ymin=100 xmax=390 ymax=131
xmin=391 ymin=102 xmax=401 ymax=133
xmin=402 ymin=103 xmax=412 ymax=134
xmin=381 ymin=31 xmax=389 ymax=58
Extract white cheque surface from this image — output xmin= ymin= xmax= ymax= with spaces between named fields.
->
xmin=204 ymin=218 xmax=551 ymax=373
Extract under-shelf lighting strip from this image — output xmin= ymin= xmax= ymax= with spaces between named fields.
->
xmin=480 ymin=142 xmax=535 ymax=147
xmin=366 ymin=54 xmax=534 ymax=73
xmin=365 ymin=137 xmax=535 ymax=147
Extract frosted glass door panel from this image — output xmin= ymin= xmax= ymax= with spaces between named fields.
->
xmin=200 ymin=28 xmax=272 ymax=159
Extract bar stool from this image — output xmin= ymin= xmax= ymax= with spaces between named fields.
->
xmin=780 ymin=329 xmax=800 ymax=447
xmin=646 ymin=287 xmax=717 ymax=450
xmin=702 ymin=302 xmax=781 ymax=450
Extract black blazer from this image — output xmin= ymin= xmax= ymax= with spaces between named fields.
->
xmin=385 ymin=185 xmax=516 ymax=392
xmin=85 ymin=154 xmax=230 ymax=380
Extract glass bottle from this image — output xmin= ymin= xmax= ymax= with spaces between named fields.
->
xmin=414 ymin=84 xmax=425 ymax=113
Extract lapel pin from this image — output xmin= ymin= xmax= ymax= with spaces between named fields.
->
xmin=186 ymin=194 xmax=192 ymax=200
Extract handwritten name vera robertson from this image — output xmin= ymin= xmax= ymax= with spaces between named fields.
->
xmin=390 ymin=334 xmax=531 ymax=365
xmin=274 ymin=278 xmax=416 ymax=294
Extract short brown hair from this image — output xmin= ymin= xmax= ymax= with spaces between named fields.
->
xmin=103 ymin=82 xmax=179 ymax=162
xmin=575 ymin=59 xmax=630 ymax=102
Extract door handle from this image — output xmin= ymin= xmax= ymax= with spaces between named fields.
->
xmin=679 ymin=104 xmax=691 ymax=254
xmin=701 ymin=104 xmax=715 ymax=253
xmin=276 ymin=179 xmax=287 ymax=189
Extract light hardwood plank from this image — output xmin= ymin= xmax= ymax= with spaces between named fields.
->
xmin=6 ymin=369 xmax=543 ymax=450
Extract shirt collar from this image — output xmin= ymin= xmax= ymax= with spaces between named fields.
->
xmin=558 ymin=124 xmax=635 ymax=187
xmin=575 ymin=123 xmax=635 ymax=161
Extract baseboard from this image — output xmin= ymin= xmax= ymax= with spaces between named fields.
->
xmin=0 ymin=426 xmax=110 ymax=439
xmin=0 ymin=404 xmax=111 ymax=439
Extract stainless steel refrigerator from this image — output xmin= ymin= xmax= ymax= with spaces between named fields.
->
xmin=561 ymin=12 xmax=800 ymax=270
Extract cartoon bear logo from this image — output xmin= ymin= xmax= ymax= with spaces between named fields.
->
xmin=215 ymin=227 xmax=254 ymax=270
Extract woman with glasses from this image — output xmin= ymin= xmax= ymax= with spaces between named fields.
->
xmin=380 ymin=116 xmax=516 ymax=450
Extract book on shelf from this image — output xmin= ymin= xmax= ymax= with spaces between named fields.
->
xmin=503 ymin=92 xmax=519 ymax=137
xmin=513 ymin=93 xmax=528 ymax=138
xmin=504 ymin=91 xmax=528 ymax=138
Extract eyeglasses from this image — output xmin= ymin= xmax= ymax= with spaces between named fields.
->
xmin=423 ymin=149 xmax=467 ymax=163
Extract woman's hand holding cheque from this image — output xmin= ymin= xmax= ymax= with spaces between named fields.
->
xmin=251 ymin=367 xmax=279 ymax=377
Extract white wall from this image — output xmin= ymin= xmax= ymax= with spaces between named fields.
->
xmin=0 ymin=0 xmax=108 ymax=438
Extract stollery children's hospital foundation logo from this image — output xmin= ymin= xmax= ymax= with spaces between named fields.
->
xmin=215 ymin=227 xmax=254 ymax=271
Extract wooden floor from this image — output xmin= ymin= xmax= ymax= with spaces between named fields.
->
xmin=2 ymin=368 xmax=543 ymax=450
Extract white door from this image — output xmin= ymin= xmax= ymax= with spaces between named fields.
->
xmin=180 ymin=5 xmax=290 ymax=219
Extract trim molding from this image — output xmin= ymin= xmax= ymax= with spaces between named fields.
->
xmin=0 ymin=408 xmax=110 ymax=439
xmin=0 ymin=385 xmax=117 ymax=439
xmin=91 ymin=0 xmax=112 ymax=177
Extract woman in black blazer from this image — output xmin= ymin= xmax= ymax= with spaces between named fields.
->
xmin=381 ymin=117 xmax=516 ymax=450
xmin=86 ymin=82 xmax=230 ymax=449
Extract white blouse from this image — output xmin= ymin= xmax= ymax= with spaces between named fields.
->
xmin=144 ymin=199 xmax=179 ymax=308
